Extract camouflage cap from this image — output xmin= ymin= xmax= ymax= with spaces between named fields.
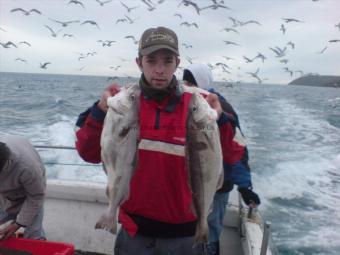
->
xmin=138 ymin=26 xmax=179 ymax=56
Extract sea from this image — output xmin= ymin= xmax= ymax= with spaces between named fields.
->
xmin=0 ymin=72 xmax=339 ymax=255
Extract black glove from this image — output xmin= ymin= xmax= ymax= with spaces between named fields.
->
xmin=238 ymin=187 xmax=261 ymax=205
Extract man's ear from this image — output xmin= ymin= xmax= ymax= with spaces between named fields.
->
xmin=136 ymin=57 xmax=143 ymax=72
xmin=176 ymin=57 xmax=180 ymax=68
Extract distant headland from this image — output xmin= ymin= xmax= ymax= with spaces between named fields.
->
xmin=289 ymin=75 xmax=340 ymax=88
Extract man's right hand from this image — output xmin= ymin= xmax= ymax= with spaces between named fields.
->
xmin=97 ymin=84 xmax=121 ymax=112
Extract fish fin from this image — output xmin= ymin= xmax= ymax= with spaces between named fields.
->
xmin=95 ymin=208 xmax=117 ymax=234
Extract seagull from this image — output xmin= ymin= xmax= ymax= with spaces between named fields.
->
xmin=44 ymin=25 xmax=62 ymax=37
xmin=68 ymin=0 xmax=85 ymax=8
xmin=0 ymin=27 xmax=7 ymax=32
xmin=120 ymin=1 xmax=138 ymax=12
xmin=97 ymin=40 xmax=116 ymax=47
xmin=109 ymin=65 xmax=121 ymax=70
xmin=220 ymin=27 xmax=238 ymax=34
xmin=282 ymin=18 xmax=303 ymax=23
xmin=178 ymin=0 xmax=201 ymax=15
xmin=40 ymin=62 xmax=51 ymax=69
xmin=215 ymin=62 xmax=231 ymax=72
xmin=77 ymin=66 xmax=85 ymax=71
xmin=283 ymin=67 xmax=293 ymax=77
xmin=240 ymin=20 xmax=261 ymax=26
xmin=63 ymin=33 xmax=75 ymax=38
xmin=269 ymin=46 xmax=287 ymax=58
xmin=141 ymin=0 xmax=156 ymax=11
xmin=279 ymin=59 xmax=289 ymax=64
xmin=316 ymin=46 xmax=327 ymax=54
xmin=222 ymin=56 xmax=234 ymax=61
xmin=182 ymin=43 xmax=193 ymax=49
xmin=253 ymin=52 xmax=266 ymax=63
xmin=125 ymin=15 xmax=139 ymax=24
xmin=280 ymin=24 xmax=286 ymax=34
xmin=19 ymin=41 xmax=31 ymax=47
xmin=335 ymin=22 xmax=340 ymax=31
xmin=10 ymin=8 xmax=41 ymax=15
xmin=223 ymin=40 xmax=240 ymax=46
xmin=174 ymin=13 xmax=182 ymax=19
xmin=180 ymin=22 xmax=199 ymax=28
xmin=243 ymin=56 xmax=254 ymax=63
xmin=125 ymin=35 xmax=139 ymax=44
xmin=81 ymin=20 xmax=100 ymax=29
xmin=246 ymin=68 xmax=262 ymax=83
xmin=116 ymin=18 xmax=127 ymax=24
xmin=287 ymin=41 xmax=295 ymax=49
xmin=49 ymin=18 xmax=80 ymax=27
xmin=201 ymin=3 xmax=231 ymax=11
xmin=0 ymin=41 xmax=18 ymax=48
xmin=15 ymin=58 xmax=27 ymax=63
xmin=95 ymin=0 xmax=112 ymax=6
xmin=329 ymin=39 xmax=340 ymax=43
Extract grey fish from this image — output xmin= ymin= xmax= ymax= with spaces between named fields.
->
xmin=96 ymin=84 xmax=140 ymax=234
xmin=185 ymin=89 xmax=224 ymax=243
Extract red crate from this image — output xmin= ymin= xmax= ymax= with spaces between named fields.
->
xmin=0 ymin=237 xmax=74 ymax=255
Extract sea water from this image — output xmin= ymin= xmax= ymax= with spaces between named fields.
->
xmin=0 ymin=72 xmax=339 ymax=254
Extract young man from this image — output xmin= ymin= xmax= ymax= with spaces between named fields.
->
xmin=183 ymin=63 xmax=261 ymax=255
xmin=75 ymin=27 xmax=222 ymax=255
xmin=0 ymin=134 xmax=46 ymax=240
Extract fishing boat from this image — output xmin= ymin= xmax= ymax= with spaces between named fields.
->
xmin=1 ymin=146 xmax=276 ymax=255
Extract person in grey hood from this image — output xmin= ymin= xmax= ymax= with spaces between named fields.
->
xmin=183 ymin=63 xmax=260 ymax=255
xmin=0 ymin=134 xmax=46 ymax=240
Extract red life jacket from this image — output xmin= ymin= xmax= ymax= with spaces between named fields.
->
xmin=119 ymin=90 xmax=197 ymax=236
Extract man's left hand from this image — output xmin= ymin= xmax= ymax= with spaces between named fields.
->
xmin=0 ymin=222 xmax=20 ymax=240
xmin=206 ymin=93 xmax=222 ymax=118
xmin=239 ymin=187 xmax=261 ymax=208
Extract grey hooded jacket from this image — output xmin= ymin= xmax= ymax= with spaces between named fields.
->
xmin=0 ymin=135 xmax=46 ymax=226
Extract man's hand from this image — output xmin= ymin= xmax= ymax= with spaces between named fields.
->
xmin=239 ymin=187 xmax=261 ymax=208
xmin=0 ymin=222 xmax=20 ymax=240
xmin=97 ymin=84 xmax=121 ymax=112
xmin=206 ymin=93 xmax=223 ymax=119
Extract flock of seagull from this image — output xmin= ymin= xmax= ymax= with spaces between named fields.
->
xmin=1 ymin=0 xmax=340 ymax=84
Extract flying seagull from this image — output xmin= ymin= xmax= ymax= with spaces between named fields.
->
xmin=282 ymin=18 xmax=303 ymax=23
xmin=95 ymin=0 xmax=112 ymax=6
xmin=120 ymin=1 xmax=138 ymax=12
xmin=81 ymin=20 xmax=100 ymax=29
xmin=11 ymin=8 xmax=41 ymax=15
xmin=178 ymin=0 xmax=201 ymax=15
xmin=180 ymin=22 xmax=199 ymax=28
xmin=44 ymin=25 xmax=62 ymax=37
xmin=19 ymin=41 xmax=31 ymax=47
xmin=316 ymin=46 xmax=327 ymax=54
xmin=15 ymin=58 xmax=27 ymax=63
xmin=68 ymin=0 xmax=85 ymax=8
xmin=49 ymin=18 xmax=80 ymax=27
xmin=0 ymin=41 xmax=17 ymax=48
xmin=125 ymin=35 xmax=139 ymax=44
xmin=40 ymin=62 xmax=51 ymax=69
xmin=329 ymin=39 xmax=340 ymax=43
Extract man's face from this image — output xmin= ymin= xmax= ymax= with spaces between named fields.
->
xmin=136 ymin=49 xmax=180 ymax=89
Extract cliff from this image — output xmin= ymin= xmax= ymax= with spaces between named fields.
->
xmin=289 ymin=75 xmax=340 ymax=87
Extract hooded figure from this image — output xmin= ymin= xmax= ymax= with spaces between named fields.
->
xmin=182 ymin=63 xmax=213 ymax=89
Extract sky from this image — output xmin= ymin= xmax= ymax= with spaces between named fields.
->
xmin=0 ymin=0 xmax=339 ymax=84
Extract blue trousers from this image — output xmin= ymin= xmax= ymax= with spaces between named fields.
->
xmin=206 ymin=192 xmax=230 ymax=255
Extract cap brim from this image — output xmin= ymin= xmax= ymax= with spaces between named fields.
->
xmin=140 ymin=45 xmax=179 ymax=56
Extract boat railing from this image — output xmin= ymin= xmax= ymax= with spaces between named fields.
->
xmin=239 ymin=193 xmax=278 ymax=255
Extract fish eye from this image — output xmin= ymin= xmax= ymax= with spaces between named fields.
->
xmin=129 ymin=94 xmax=136 ymax=101
xmin=192 ymin=105 xmax=198 ymax=112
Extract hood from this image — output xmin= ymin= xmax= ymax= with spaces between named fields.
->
xmin=185 ymin=63 xmax=213 ymax=89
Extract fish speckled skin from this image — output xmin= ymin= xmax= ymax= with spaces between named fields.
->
xmin=185 ymin=89 xmax=223 ymax=243
xmin=96 ymin=84 xmax=140 ymax=234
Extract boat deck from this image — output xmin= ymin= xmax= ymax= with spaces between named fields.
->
xmin=43 ymin=180 xmax=268 ymax=255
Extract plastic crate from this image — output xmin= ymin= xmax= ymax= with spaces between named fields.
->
xmin=0 ymin=237 xmax=74 ymax=255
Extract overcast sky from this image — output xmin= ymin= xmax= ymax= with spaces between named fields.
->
xmin=0 ymin=0 xmax=339 ymax=84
